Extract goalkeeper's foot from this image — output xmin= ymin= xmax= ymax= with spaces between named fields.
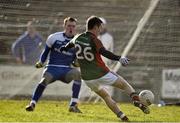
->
xmin=69 ymin=105 xmax=82 ymax=113
xmin=25 ymin=103 xmax=35 ymax=111
xmin=133 ymin=101 xmax=150 ymax=114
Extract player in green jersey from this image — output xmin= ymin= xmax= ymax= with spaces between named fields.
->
xmin=61 ymin=16 xmax=150 ymax=122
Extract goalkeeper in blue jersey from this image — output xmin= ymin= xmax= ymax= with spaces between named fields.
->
xmin=25 ymin=17 xmax=82 ymax=113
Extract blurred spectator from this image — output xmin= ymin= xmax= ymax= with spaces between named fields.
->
xmin=11 ymin=21 xmax=44 ymax=65
xmin=98 ymin=17 xmax=114 ymax=67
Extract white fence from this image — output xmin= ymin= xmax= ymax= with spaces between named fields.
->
xmin=0 ymin=65 xmax=92 ymax=100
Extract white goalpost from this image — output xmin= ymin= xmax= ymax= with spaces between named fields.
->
xmin=113 ymin=0 xmax=160 ymax=73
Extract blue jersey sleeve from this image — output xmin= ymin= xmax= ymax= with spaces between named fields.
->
xmin=40 ymin=45 xmax=50 ymax=63
xmin=11 ymin=34 xmax=26 ymax=58
xmin=39 ymin=34 xmax=55 ymax=63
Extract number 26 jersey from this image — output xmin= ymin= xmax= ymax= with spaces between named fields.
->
xmin=71 ymin=32 xmax=109 ymax=80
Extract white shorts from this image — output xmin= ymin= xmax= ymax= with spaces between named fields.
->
xmin=83 ymin=72 xmax=119 ymax=92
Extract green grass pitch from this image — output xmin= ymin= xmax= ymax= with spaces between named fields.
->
xmin=0 ymin=100 xmax=180 ymax=122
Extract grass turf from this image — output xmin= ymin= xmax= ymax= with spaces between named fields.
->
xmin=0 ymin=100 xmax=180 ymax=122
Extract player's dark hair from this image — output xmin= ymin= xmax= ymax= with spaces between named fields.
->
xmin=86 ymin=16 xmax=103 ymax=30
xmin=64 ymin=17 xmax=77 ymax=25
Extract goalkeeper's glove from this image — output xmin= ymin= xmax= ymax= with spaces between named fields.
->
xmin=35 ymin=61 xmax=44 ymax=68
xmin=119 ymin=57 xmax=130 ymax=66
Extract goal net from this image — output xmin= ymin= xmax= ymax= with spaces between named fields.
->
xmin=113 ymin=0 xmax=180 ymax=103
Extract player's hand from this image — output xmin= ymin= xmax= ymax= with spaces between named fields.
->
xmin=119 ymin=57 xmax=130 ymax=66
xmin=60 ymin=46 xmax=67 ymax=52
xmin=35 ymin=61 xmax=44 ymax=68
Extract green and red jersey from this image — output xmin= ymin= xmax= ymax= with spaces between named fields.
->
xmin=71 ymin=32 xmax=109 ymax=80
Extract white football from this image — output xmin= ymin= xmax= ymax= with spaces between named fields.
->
xmin=139 ymin=90 xmax=154 ymax=106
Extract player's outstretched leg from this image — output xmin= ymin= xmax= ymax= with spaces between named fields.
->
xmin=26 ymin=82 xmax=46 ymax=111
xmin=111 ymin=75 xmax=150 ymax=114
xmin=69 ymin=80 xmax=82 ymax=113
xmin=95 ymin=88 xmax=129 ymax=122
xmin=130 ymin=92 xmax=150 ymax=114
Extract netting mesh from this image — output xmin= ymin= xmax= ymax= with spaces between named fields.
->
xmin=116 ymin=0 xmax=180 ymax=102
xmin=130 ymin=0 xmax=180 ymax=68
xmin=0 ymin=0 xmax=179 ymax=102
